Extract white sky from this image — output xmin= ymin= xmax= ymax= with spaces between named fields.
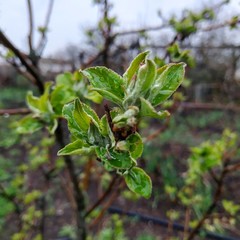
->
xmin=0 ymin=0 xmax=239 ymax=56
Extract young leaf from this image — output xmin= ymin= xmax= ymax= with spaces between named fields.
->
xmin=85 ymin=89 xmax=103 ymax=104
xmin=73 ymin=98 xmax=91 ymax=132
xmin=50 ymin=85 xmax=76 ymax=115
xmin=38 ymin=82 xmax=54 ymax=113
xmin=47 ymin=118 xmax=58 ymax=135
xmin=135 ymin=59 xmax=156 ymax=96
xmin=56 ymin=72 xmax=74 ymax=87
xmin=87 ymin=123 xmax=107 ymax=146
xmin=150 ymin=63 xmax=186 ymax=106
xmin=126 ymin=133 xmax=143 ymax=159
xmin=124 ymin=167 xmax=152 ymax=199
xmin=81 ymin=100 xmax=101 ymax=129
xmin=100 ymin=115 xmax=115 ymax=146
xmin=26 ymin=92 xmax=41 ymax=114
xmin=91 ymin=88 xmax=123 ymax=106
xmin=16 ymin=115 xmax=43 ymax=134
xmin=139 ymin=97 xmax=170 ymax=119
xmin=62 ymin=101 xmax=86 ymax=139
xmin=57 ymin=140 xmax=95 ymax=156
xmin=82 ymin=67 xmax=125 ymax=105
xmin=123 ymin=51 xmax=150 ymax=85
xmin=96 ymin=147 xmax=133 ymax=169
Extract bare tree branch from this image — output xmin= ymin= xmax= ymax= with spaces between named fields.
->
xmin=84 ymin=174 xmax=119 ymax=218
xmin=0 ymin=30 xmax=44 ymax=93
xmin=0 ymin=108 xmax=31 ymax=115
xmin=37 ymin=0 xmax=55 ymax=57
xmin=26 ymin=0 xmax=34 ymax=53
xmin=114 ymin=24 xmax=168 ymax=37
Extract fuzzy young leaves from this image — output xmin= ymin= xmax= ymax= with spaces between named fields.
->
xmin=27 ymin=82 xmax=53 ymax=114
xmin=82 ymin=67 xmax=125 ymax=106
xmin=123 ymin=51 xmax=150 ymax=85
xmin=139 ymin=98 xmax=170 ymax=119
xmin=62 ymin=98 xmax=100 ymax=140
xmin=126 ymin=133 xmax=143 ymax=159
xmin=16 ymin=116 xmax=43 ymax=134
xmin=149 ymin=63 xmax=186 ymax=106
xmin=57 ymin=140 xmax=95 ymax=156
xmin=135 ymin=59 xmax=156 ymax=96
xmin=96 ymin=147 xmax=134 ymax=169
xmin=124 ymin=167 xmax=152 ymax=199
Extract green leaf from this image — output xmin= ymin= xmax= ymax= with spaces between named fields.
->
xmin=91 ymin=88 xmax=123 ymax=106
xmin=27 ymin=82 xmax=53 ymax=114
xmin=16 ymin=115 xmax=43 ymax=134
xmin=62 ymin=98 xmax=101 ymax=140
xmin=96 ymin=147 xmax=133 ymax=169
xmin=0 ymin=197 xmax=14 ymax=217
xmin=24 ymin=190 xmax=42 ymax=205
xmin=85 ymin=89 xmax=103 ymax=104
xmin=73 ymin=98 xmax=91 ymax=132
xmin=50 ymin=85 xmax=76 ymax=115
xmin=56 ymin=72 xmax=74 ymax=87
xmin=62 ymin=101 xmax=85 ymax=139
xmin=100 ymin=115 xmax=115 ymax=146
xmin=80 ymin=100 xmax=101 ymax=129
xmin=124 ymin=167 xmax=152 ymax=199
xmin=38 ymin=82 xmax=54 ymax=113
xmin=150 ymin=63 xmax=186 ymax=106
xmin=82 ymin=67 xmax=125 ymax=105
xmin=88 ymin=123 xmax=107 ymax=146
xmin=26 ymin=92 xmax=41 ymax=113
xmin=139 ymin=98 xmax=170 ymax=119
xmin=47 ymin=118 xmax=58 ymax=135
xmin=123 ymin=51 xmax=150 ymax=85
xmin=135 ymin=59 xmax=156 ymax=96
xmin=126 ymin=133 xmax=143 ymax=159
xmin=57 ymin=140 xmax=95 ymax=156
xmin=100 ymin=115 xmax=109 ymax=136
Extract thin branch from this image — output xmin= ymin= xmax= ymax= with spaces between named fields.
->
xmin=114 ymin=24 xmax=168 ymax=37
xmin=225 ymin=162 xmax=240 ymax=173
xmin=0 ymin=108 xmax=31 ymax=115
xmin=209 ymin=168 xmax=220 ymax=184
xmin=178 ymin=102 xmax=240 ymax=112
xmin=27 ymin=0 xmax=34 ymax=53
xmin=81 ymin=49 xmax=105 ymax=68
xmin=84 ymin=174 xmax=119 ymax=218
xmin=145 ymin=117 xmax=170 ymax=142
xmin=37 ymin=0 xmax=55 ymax=56
xmin=147 ymin=44 xmax=240 ymax=50
xmin=0 ymin=30 xmax=44 ymax=93
xmin=89 ymin=178 xmax=124 ymax=227
xmin=199 ymin=19 xmax=240 ymax=32
xmin=0 ymin=53 xmax=37 ymax=84
xmin=55 ymin=121 xmax=86 ymax=240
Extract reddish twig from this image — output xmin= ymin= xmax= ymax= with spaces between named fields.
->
xmin=89 ymin=178 xmax=124 ymax=227
xmin=225 ymin=162 xmax=240 ymax=173
xmin=0 ymin=108 xmax=31 ymax=115
xmin=85 ymin=174 xmax=119 ymax=218
xmin=145 ymin=117 xmax=170 ymax=142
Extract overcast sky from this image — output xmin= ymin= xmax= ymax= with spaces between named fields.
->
xmin=0 ymin=0 xmax=239 ymax=56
